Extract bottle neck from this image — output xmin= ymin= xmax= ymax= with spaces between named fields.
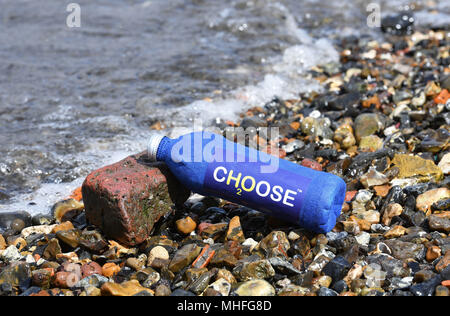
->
xmin=156 ymin=136 xmax=171 ymax=162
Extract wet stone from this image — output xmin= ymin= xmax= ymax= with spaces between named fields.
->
xmin=56 ymin=229 xmax=80 ymax=249
xmin=391 ymin=154 xmax=443 ymax=183
xmin=322 ymin=256 xmax=352 ymax=285
xmin=410 ymin=275 xmax=442 ymax=297
xmin=354 ymin=113 xmax=384 ymax=142
xmin=32 ymin=269 xmax=53 ymax=288
xmin=436 ymin=252 xmax=450 ymax=273
xmin=52 ymin=199 xmax=84 ymax=223
xmin=101 ymin=280 xmax=153 ymax=296
xmin=438 ymin=153 xmax=450 ymax=174
xmin=282 ymin=140 xmax=305 ymax=154
xmin=171 ymin=289 xmax=195 ymax=296
xmin=225 ymin=216 xmax=245 ymax=243
xmin=258 ymin=231 xmax=290 ymax=258
xmin=359 ymin=135 xmax=383 ymax=152
xmin=147 ymin=245 xmax=170 ymax=269
xmin=416 ymin=188 xmax=450 ymax=215
xmin=428 ymin=212 xmax=450 ymax=233
xmin=233 ymin=259 xmax=275 ymax=281
xmin=199 ymin=223 xmax=228 ymax=240
xmin=0 ymin=211 xmax=32 ymax=234
xmin=168 ymin=243 xmax=201 ymax=273
xmin=0 ymin=262 xmax=31 ymax=292
xmin=360 ymin=167 xmax=389 ymax=188
xmin=176 ymin=217 xmax=197 ymax=235
xmin=188 ymin=271 xmax=211 ymax=295
xmin=384 ymin=240 xmax=424 ymax=261
xmin=234 ymin=279 xmax=275 ymax=296
xmin=43 ymin=238 xmax=62 ymax=260
xmin=318 ymin=287 xmax=338 ymax=296
xmin=209 ymin=248 xmax=238 ymax=269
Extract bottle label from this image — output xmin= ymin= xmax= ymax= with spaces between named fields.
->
xmin=203 ymin=162 xmax=311 ymax=223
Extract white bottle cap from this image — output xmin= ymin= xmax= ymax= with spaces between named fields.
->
xmin=147 ymin=134 xmax=165 ymax=161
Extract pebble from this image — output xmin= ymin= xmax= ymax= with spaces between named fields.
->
xmin=82 ymin=262 xmax=103 ymax=278
xmin=360 ymin=167 xmax=389 ymax=188
xmin=51 ymin=221 xmax=75 ymax=234
xmin=354 ymin=232 xmax=370 ymax=247
xmin=175 ymin=216 xmax=197 ymax=235
xmin=51 ymin=199 xmax=84 ymax=223
xmin=381 ymin=203 xmax=403 ymax=226
xmin=101 ymin=263 xmax=121 ymax=278
xmin=101 ymin=280 xmax=153 ymax=296
xmin=359 ymin=135 xmax=383 ymax=152
xmin=155 ymin=284 xmax=172 ymax=296
xmin=410 ymin=275 xmax=442 ymax=297
xmin=0 ymin=234 xmax=6 ymax=250
xmin=225 ymin=216 xmax=245 ymax=242
xmin=383 ymin=225 xmax=407 ymax=239
xmin=384 ymin=240 xmax=425 ymax=261
xmin=233 ymin=259 xmax=275 ymax=281
xmin=168 ymin=243 xmax=201 ymax=273
xmin=21 ymin=224 xmax=57 ymax=239
xmin=147 ymin=245 xmax=170 ymax=269
xmin=426 ymin=246 xmax=441 ymax=262
xmin=416 ymin=188 xmax=450 ymax=215
xmin=392 ymin=154 xmax=443 ymax=183
xmin=435 ymin=285 xmax=449 ymax=297
xmin=206 ymin=278 xmax=231 ymax=296
xmin=428 ymin=212 xmax=450 ymax=233
xmin=1 ymin=245 xmax=22 ymax=263
xmin=436 ymin=252 xmax=450 ymax=273
xmin=354 ymin=113 xmax=384 ymax=142
xmin=438 ymin=153 xmax=450 ymax=174
xmin=234 ymin=279 xmax=275 ymax=296
xmin=322 ymin=256 xmax=352 ymax=284
xmin=75 ymin=274 xmax=109 ymax=290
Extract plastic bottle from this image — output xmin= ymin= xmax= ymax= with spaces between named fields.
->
xmin=148 ymin=131 xmax=346 ymax=233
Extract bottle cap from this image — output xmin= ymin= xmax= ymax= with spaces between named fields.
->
xmin=147 ymin=134 xmax=165 ymax=161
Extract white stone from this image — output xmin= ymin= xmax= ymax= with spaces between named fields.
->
xmin=21 ymin=224 xmax=57 ymax=238
xmin=242 ymin=238 xmax=258 ymax=252
xmin=288 ymin=231 xmax=300 ymax=241
xmin=355 ymin=232 xmax=371 ymax=247
xmin=1 ymin=245 xmax=22 ymax=262
xmin=203 ymin=238 xmax=215 ymax=245
xmin=25 ymin=254 xmax=36 ymax=264
xmin=207 ymin=278 xmax=231 ymax=296
xmin=438 ymin=153 xmax=450 ymax=174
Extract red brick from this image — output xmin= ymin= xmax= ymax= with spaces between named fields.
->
xmin=82 ymin=152 xmax=190 ymax=246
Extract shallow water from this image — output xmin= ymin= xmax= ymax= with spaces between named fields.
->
xmin=0 ymin=0 xmax=449 ymax=214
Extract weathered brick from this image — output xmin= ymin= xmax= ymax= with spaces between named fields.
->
xmin=82 ymin=152 xmax=190 ymax=246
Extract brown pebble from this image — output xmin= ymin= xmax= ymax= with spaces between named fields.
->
xmin=52 ymin=221 xmax=75 ymax=234
xmin=426 ymin=245 xmax=441 ymax=262
xmin=176 ymin=216 xmax=197 ymax=234
xmin=0 ymin=234 xmax=6 ymax=250
xmin=102 ymin=263 xmax=121 ymax=278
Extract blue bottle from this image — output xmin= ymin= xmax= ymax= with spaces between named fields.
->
xmin=148 ymin=131 xmax=346 ymax=233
